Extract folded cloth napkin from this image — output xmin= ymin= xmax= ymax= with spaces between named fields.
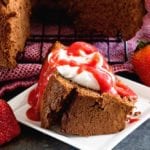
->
xmin=0 ymin=0 xmax=150 ymax=99
xmin=0 ymin=42 xmax=52 ymax=98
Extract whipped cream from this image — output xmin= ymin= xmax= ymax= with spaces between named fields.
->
xmin=48 ymin=46 xmax=116 ymax=91
xmin=57 ymin=65 xmax=100 ymax=90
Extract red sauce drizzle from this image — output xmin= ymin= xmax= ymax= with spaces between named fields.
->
xmin=27 ymin=50 xmax=59 ymax=121
xmin=129 ymin=118 xmax=139 ymax=124
xmin=27 ymin=42 xmax=137 ymax=121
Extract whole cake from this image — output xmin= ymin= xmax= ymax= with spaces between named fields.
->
xmin=27 ymin=41 xmax=137 ymax=136
xmin=32 ymin=0 xmax=146 ymax=40
xmin=65 ymin=0 xmax=146 ymax=40
xmin=0 ymin=0 xmax=146 ymax=68
xmin=0 ymin=0 xmax=31 ymax=68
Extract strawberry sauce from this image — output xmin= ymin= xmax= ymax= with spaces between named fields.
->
xmin=27 ymin=42 xmax=137 ymax=121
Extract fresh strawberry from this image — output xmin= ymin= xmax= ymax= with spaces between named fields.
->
xmin=132 ymin=42 xmax=150 ymax=86
xmin=0 ymin=99 xmax=21 ymax=145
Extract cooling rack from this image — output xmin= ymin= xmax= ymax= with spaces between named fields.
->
xmin=26 ymin=21 xmax=128 ymax=65
xmin=25 ymin=4 xmax=129 ymax=66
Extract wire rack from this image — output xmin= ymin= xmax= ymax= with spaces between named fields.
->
xmin=26 ymin=12 xmax=128 ymax=65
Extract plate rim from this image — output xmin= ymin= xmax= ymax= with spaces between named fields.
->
xmin=8 ymin=76 xmax=150 ymax=150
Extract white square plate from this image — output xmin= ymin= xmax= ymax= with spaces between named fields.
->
xmin=8 ymin=77 xmax=150 ymax=150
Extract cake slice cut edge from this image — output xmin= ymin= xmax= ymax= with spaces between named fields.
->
xmin=40 ymin=72 xmax=134 ymax=135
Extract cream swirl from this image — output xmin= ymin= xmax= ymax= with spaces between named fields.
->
xmin=48 ymin=45 xmax=116 ymax=92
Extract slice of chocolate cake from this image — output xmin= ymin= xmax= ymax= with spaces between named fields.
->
xmin=40 ymin=72 xmax=134 ymax=135
xmin=27 ymin=41 xmax=137 ymax=135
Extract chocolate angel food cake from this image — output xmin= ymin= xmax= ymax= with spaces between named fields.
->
xmin=32 ymin=0 xmax=146 ymax=40
xmin=27 ymin=41 xmax=137 ymax=136
xmin=0 ymin=0 xmax=146 ymax=68
xmin=0 ymin=0 xmax=31 ymax=68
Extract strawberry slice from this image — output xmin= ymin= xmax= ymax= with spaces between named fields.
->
xmin=0 ymin=99 xmax=21 ymax=145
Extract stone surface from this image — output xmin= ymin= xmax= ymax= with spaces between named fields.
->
xmin=1 ymin=120 xmax=150 ymax=150
xmin=114 ymin=119 xmax=150 ymax=150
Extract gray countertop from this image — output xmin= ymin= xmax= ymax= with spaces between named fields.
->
xmin=114 ymin=119 xmax=150 ymax=150
xmin=1 ymin=116 xmax=150 ymax=150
